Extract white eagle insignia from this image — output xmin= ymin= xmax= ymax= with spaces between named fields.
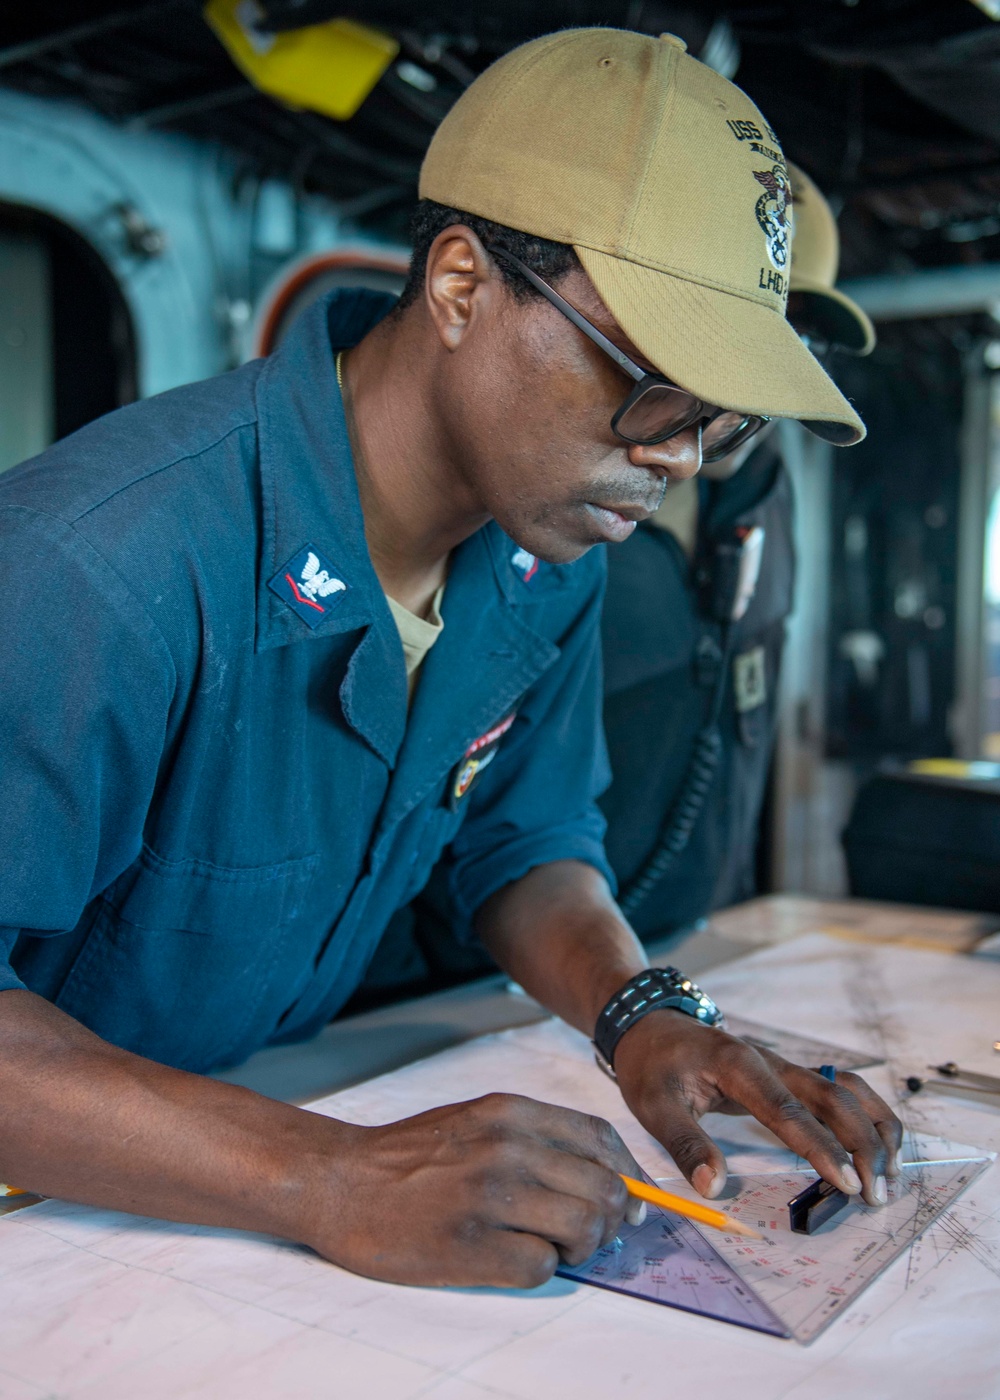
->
xmin=299 ymin=551 xmax=346 ymax=601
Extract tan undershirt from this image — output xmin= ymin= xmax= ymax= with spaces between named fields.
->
xmin=336 ymin=352 xmax=446 ymax=703
xmin=387 ymin=587 xmax=445 ymax=703
xmin=648 ymin=476 xmax=699 ymax=560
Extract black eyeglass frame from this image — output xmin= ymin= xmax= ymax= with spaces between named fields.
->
xmin=487 ymin=243 xmax=768 ymax=462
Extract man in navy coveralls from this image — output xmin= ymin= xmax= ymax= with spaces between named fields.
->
xmin=0 ymin=31 xmax=899 ymax=1286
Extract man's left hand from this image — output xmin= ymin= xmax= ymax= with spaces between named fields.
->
xmin=612 ymin=1009 xmax=903 ymax=1206
xmin=477 ymin=862 xmax=903 ymax=1209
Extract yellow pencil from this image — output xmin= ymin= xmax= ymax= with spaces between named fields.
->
xmin=620 ymin=1174 xmax=763 ymax=1240
xmin=0 ymin=1185 xmax=28 ymax=1198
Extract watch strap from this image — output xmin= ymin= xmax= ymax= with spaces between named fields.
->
xmin=593 ymin=967 xmax=723 ymax=1077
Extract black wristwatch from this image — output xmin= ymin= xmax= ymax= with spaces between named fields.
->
xmin=593 ymin=967 xmax=724 ymax=1079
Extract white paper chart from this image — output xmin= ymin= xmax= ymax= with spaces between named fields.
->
xmin=3 ymin=940 xmax=1000 ymax=1399
xmin=559 ymin=1150 xmax=991 ymax=1345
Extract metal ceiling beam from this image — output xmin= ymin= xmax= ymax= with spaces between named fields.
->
xmin=0 ymin=3 xmax=188 ymax=71
xmin=128 ymin=83 xmax=251 ymax=131
xmin=838 ymin=264 xmax=1000 ymax=319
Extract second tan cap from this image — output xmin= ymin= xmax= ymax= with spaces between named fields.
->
xmin=787 ymin=162 xmax=875 ymax=355
xmin=421 ymin=28 xmax=865 ymax=445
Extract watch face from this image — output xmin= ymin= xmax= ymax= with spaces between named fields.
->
xmin=663 ymin=973 xmax=720 ymax=1026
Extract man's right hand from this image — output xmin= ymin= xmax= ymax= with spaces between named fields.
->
xmin=0 ymin=993 xmax=643 ymax=1292
xmin=302 ymin=1094 xmax=645 ymax=1288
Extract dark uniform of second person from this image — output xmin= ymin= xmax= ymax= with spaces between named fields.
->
xmin=600 ymin=165 xmax=876 ymax=939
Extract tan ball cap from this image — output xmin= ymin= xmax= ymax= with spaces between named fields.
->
xmin=420 ymin=28 xmax=865 ymax=445
xmin=787 ymin=162 xmax=875 ymax=355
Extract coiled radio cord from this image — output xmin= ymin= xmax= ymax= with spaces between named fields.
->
xmin=618 ymin=622 xmax=734 ymax=921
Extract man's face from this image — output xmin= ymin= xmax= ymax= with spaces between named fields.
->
xmin=428 ymin=248 xmax=701 ymax=565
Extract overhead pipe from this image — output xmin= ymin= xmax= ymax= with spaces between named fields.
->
xmin=838 ymin=265 xmax=1000 ymax=321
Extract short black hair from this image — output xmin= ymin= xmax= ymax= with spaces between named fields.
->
xmin=396 ymin=198 xmax=580 ymax=311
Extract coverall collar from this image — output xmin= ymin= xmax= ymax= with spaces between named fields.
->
xmin=254 ymin=287 xmax=397 ymax=659
xmin=251 ymin=288 xmax=559 ymax=776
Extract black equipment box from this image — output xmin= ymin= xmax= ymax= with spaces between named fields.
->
xmin=843 ymin=769 xmax=1000 ymax=913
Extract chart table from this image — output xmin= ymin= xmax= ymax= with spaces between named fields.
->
xmin=2 ymin=928 xmax=999 ymax=1399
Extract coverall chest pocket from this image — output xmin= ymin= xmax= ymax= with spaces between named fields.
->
xmin=57 ymin=846 xmax=318 ymax=1072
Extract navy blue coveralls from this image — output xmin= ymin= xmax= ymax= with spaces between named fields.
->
xmin=0 ymin=290 xmax=613 ymax=1073
xmin=366 ymin=442 xmax=795 ymax=999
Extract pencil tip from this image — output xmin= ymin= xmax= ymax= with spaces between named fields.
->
xmin=726 ymin=1219 xmax=763 ymax=1240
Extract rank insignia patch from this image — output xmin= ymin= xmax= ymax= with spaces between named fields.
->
xmin=269 ymin=546 xmax=347 ymax=629
xmin=511 ymin=547 xmax=539 ymax=584
xmin=449 ymin=712 xmax=517 ymax=810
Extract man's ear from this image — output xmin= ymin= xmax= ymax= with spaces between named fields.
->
xmin=423 ymin=226 xmax=498 ymax=351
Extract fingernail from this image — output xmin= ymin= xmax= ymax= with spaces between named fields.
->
xmin=624 ymin=1197 xmax=647 ymax=1227
xmin=892 ymin=1151 xmax=903 ymax=1176
xmin=873 ymin=1175 xmax=887 ymax=1205
xmin=840 ymin=1165 xmax=863 ymax=1194
xmin=692 ymin=1164 xmax=720 ymax=1198
xmin=623 ymin=1188 xmax=647 ymax=1227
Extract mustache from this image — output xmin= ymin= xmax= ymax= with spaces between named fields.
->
xmin=581 ymin=471 xmax=667 ymax=519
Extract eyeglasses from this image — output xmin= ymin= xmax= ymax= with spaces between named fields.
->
xmin=487 ymin=245 xmax=768 ymax=464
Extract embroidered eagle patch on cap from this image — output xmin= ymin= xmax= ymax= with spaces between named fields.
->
xmin=269 ymin=545 xmax=347 ymax=629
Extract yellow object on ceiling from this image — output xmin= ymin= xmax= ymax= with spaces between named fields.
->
xmin=204 ymin=0 xmax=399 ymax=121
